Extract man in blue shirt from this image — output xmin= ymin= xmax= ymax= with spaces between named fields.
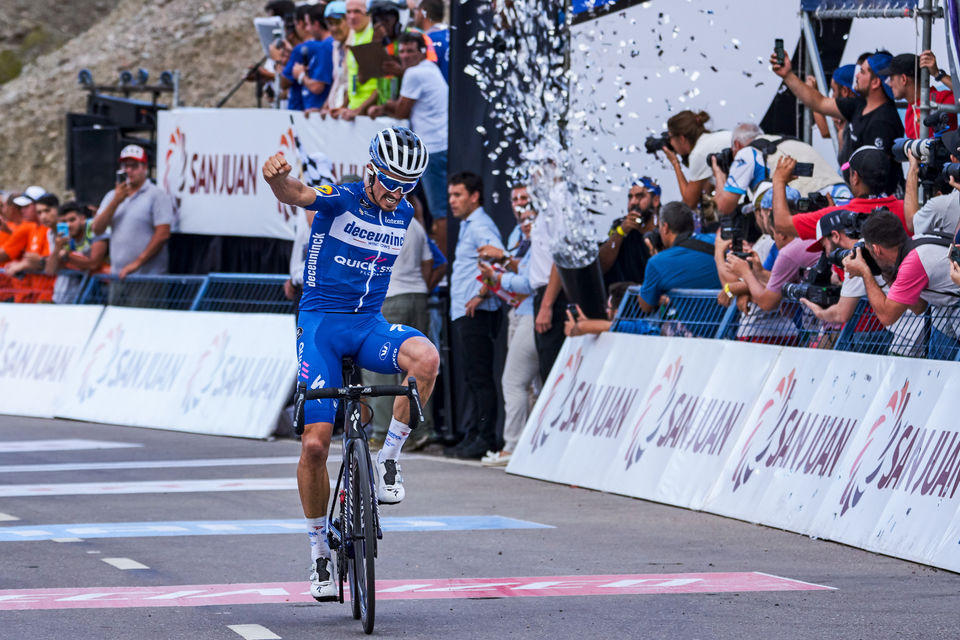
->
xmin=262 ymin=126 xmax=439 ymax=603
xmin=412 ymin=0 xmax=449 ymax=81
xmin=637 ymin=201 xmax=722 ymax=311
xmin=447 ymin=171 xmax=505 ymax=459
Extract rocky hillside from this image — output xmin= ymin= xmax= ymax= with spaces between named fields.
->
xmin=0 ymin=0 xmax=267 ymax=196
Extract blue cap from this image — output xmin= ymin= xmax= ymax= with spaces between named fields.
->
xmin=324 ymin=1 xmax=346 ymax=18
xmin=832 ymin=64 xmax=856 ymax=91
xmin=634 ymin=176 xmax=661 ymax=196
xmin=760 ymin=185 xmax=801 ymax=209
xmin=866 ymin=53 xmax=896 ymax=101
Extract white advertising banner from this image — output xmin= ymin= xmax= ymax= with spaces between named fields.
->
xmin=157 ymin=109 xmax=402 ymax=240
xmin=510 ymin=333 xmax=960 ymax=572
xmin=0 ymin=305 xmax=104 ymax=418
xmin=707 ymin=348 xmax=888 ymax=537
xmin=57 ymin=307 xmax=296 ymax=439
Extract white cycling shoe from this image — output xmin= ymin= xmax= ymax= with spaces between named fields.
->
xmin=310 ymin=557 xmax=337 ymax=602
xmin=376 ymin=458 xmax=405 ymax=504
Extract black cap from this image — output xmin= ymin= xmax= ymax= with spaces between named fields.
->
xmin=812 ymin=210 xmax=860 ymax=250
xmin=877 ymin=53 xmax=917 ymax=79
xmin=844 ymin=145 xmax=890 ymax=185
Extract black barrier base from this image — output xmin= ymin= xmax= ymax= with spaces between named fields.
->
xmin=557 ymin=260 xmax=607 ymax=320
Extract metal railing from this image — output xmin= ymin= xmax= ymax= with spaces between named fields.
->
xmin=612 ymin=287 xmax=960 ymax=362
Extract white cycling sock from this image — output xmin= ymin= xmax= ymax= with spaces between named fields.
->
xmin=378 ymin=416 xmax=411 ymax=463
xmin=306 ymin=516 xmax=330 ymax=561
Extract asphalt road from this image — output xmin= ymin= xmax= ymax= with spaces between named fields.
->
xmin=0 ymin=414 xmax=955 ymax=640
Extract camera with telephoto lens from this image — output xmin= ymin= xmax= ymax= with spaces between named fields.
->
xmin=644 ymin=131 xmax=673 ymax=155
xmin=719 ymin=206 xmax=761 ymax=259
xmin=893 ymin=134 xmax=952 ymax=185
xmin=781 ymin=254 xmax=842 ymax=307
xmin=796 ymin=192 xmax=830 ymax=213
xmin=826 ymin=242 xmax=882 ymax=276
xmin=705 ymin=147 xmax=734 ymax=175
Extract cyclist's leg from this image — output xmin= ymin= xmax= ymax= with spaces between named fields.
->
xmin=356 ymin=318 xmax=438 ymax=428
xmin=297 ymin=311 xmax=351 ymax=597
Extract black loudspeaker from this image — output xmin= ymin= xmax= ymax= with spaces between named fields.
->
xmin=86 ymin=93 xmax=166 ymax=132
xmin=67 ymin=123 xmax=119 ymax=205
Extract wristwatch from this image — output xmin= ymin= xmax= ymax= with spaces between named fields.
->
xmin=935 ymin=69 xmax=948 ymax=82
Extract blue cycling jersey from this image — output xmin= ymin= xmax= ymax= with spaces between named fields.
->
xmin=299 ymin=181 xmax=415 ymax=313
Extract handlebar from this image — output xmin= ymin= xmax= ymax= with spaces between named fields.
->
xmin=293 ymin=377 xmax=425 ymax=435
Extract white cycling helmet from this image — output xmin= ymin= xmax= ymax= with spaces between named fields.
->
xmin=369 ymin=126 xmax=429 ymax=181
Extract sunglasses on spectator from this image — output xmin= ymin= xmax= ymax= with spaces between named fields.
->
xmin=374 ymin=167 xmax=418 ymax=194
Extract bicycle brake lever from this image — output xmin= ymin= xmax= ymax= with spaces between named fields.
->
xmin=293 ymin=383 xmax=306 ymax=436
xmin=407 ymin=377 xmax=425 ymax=426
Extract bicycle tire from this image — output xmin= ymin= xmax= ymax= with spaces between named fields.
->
xmin=348 ymin=442 xmax=376 ymax=633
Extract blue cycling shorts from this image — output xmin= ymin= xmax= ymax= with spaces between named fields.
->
xmin=297 ymin=311 xmax=426 ymax=424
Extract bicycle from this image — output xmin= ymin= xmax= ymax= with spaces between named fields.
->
xmin=293 ymin=356 xmax=424 ymax=635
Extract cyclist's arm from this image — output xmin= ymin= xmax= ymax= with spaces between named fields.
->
xmin=262 ymin=153 xmax=318 ymax=208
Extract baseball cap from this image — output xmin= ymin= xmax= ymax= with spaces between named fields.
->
xmin=759 ymin=184 xmax=801 ymax=210
xmin=831 ymin=64 xmax=856 ymax=91
xmin=24 ymin=185 xmax=46 ymax=201
xmin=12 ymin=194 xmax=32 ymax=207
xmin=812 ymin=209 xmax=860 ymax=251
xmin=324 ymin=1 xmax=346 ymax=18
xmin=866 ymin=53 xmax=896 ymax=101
xmin=119 ymin=144 xmax=148 ymax=164
xmin=841 ymin=145 xmax=889 ymax=183
xmin=877 ymin=53 xmax=916 ymax=79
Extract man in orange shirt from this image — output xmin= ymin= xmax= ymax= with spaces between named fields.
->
xmin=3 ymin=193 xmax=57 ymax=302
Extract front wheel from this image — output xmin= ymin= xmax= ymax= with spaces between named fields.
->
xmin=347 ymin=443 xmax=377 ymax=633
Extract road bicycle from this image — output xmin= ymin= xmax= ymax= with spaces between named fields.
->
xmin=294 ymin=356 xmax=424 ymax=634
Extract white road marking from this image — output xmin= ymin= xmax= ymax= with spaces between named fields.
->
xmin=52 ymin=538 xmax=83 ymax=543
xmin=101 ymin=558 xmax=149 ymax=570
xmin=0 ymin=512 xmax=19 ymax=521
xmin=0 ymin=440 xmax=141 ymax=453
xmin=0 ymin=456 xmax=321 ymax=474
xmin=227 ymin=624 xmax=281 ymax=640
xmin=0 ymin=478 xmax=299 ymax=497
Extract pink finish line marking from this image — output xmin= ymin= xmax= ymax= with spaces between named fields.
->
xmin=0 ymin=572 xmax=833 ymax=611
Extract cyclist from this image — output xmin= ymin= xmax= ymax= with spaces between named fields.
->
xmin=262 ymin=126 xmax=440 ymax=602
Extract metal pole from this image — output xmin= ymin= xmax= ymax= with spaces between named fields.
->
xmin=803 ymin=39 xmax=814 ymax=144
xmin=801 ymin=12 xmax=839 ymax=159
xmin=919 ymin=0 xmax=934 ymax=139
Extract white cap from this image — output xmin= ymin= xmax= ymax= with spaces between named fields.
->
xmin=24 ymin=185 xmax=46 ymax=201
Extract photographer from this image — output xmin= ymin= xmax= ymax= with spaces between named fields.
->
xmin=904 ymin=129 xmax=960 ymax=235
xmin=713 ymin=123 xmax=846 ymax=217
xmin=634 ymin=201 xmax=721 ymax=313
xmin=771 ymin=147 xmax=906 ymax=241
xmin=655 ymin=110 xmax=731 ymax=209
xmin=879 ymin=52 xmax=956 ymax=139
xmin=844 ymin=210 xmax=960 ymax=331
xmin=597 ymin=178 xmax=660 ymax=286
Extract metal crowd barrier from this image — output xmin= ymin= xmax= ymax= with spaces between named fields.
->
xmin=612 ymin=286 xmax=960 ymax=362
xmin=0 ymin=270 xmax=294 ymax=314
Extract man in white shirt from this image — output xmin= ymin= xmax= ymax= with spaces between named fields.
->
xmin=369 ymin=31 xmax=449 ymax=248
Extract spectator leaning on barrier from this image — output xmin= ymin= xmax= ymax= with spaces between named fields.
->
xmin=634 ymin=201 xmax=721 ymax=313
xmin=339 ymin=0 xmax=379 ymax=120
xmin=658 ymin=110 xmax=732 ymax=210
xmin=598 ymin=177 xmax=660 ymax=287
xmin=564 ymin=281 xmax=638 ymax=337
xmin=905 ymin=129 xmax=960 ymax=236
xmin=368 ymin=31 xmax=449 ymax=248
xmin=3 ymin=193 xmax=58 ymax=302
xmin=845 ymin=210 xmax=960 ymax=338
xmin=292 ymin=4 xmax=335 ymax=114
xmin=771 ymin=147 xmax=906 ymax=241
xmin=322 ymin=1 xmax=351 ymax=117
xmin=92 ymin=145 xmax=174 ymax=280
xmin=773 ymin=49 xmax=904 ymax=193
xmin=447 ymin=171 xmax=504 ymax=459
xmin=880 ymin=52 xmax=956 ymax=139
xmin=45 ymin=200 xmax=109 ymax=304
xmin=713 ymin=123 xmax=848 ymax=217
